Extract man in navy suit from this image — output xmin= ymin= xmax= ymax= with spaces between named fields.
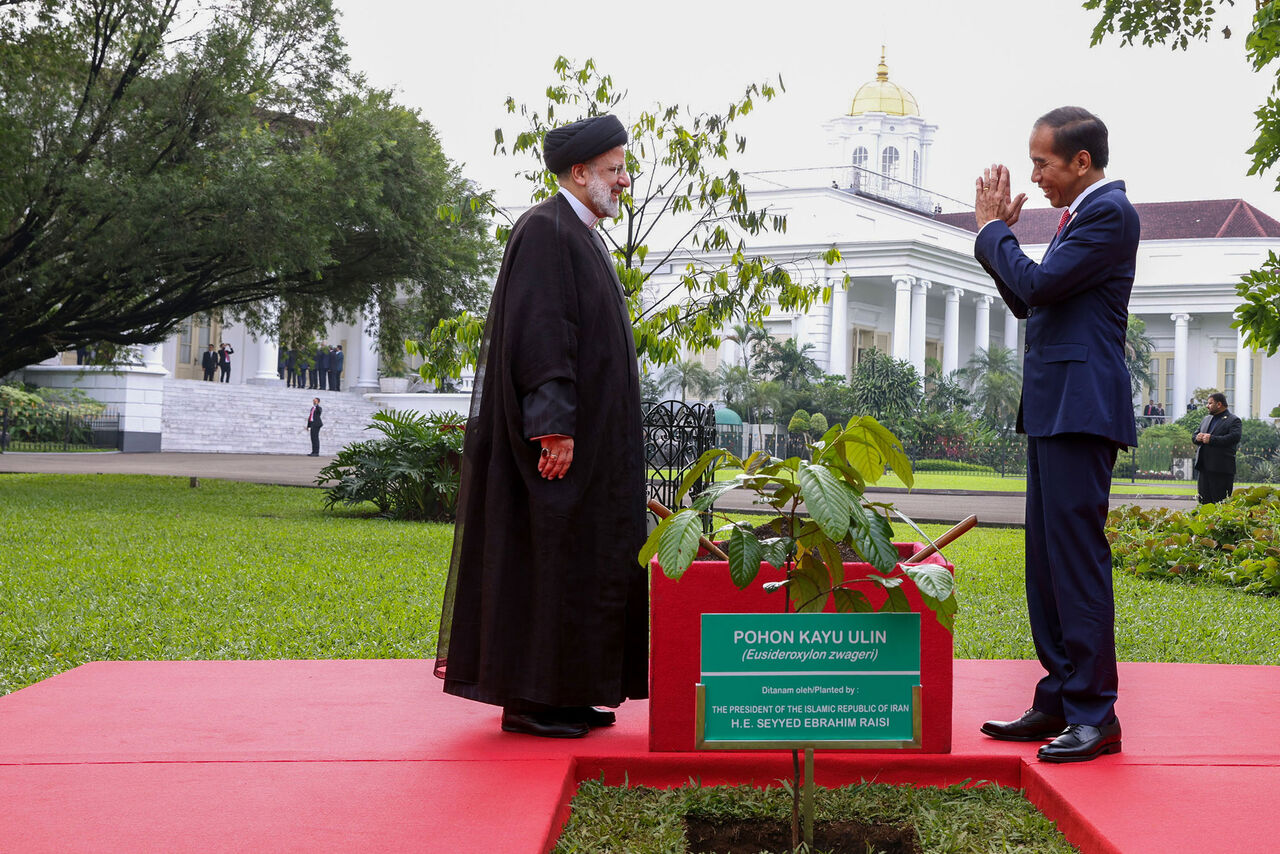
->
xmin=1192 ymin=392 xmax=1242 ymax=503
xmin=972 ymin=107 xmax=1139 ymax=763
xmin=305 ymin=398 xmax=323 ymax=456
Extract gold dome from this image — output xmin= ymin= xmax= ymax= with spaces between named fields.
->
xmin=849 ymin=48 xmax=920 ymax=117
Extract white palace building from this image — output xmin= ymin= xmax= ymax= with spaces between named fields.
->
xmin=657 ymin=52 xmax=1279 ymax=423
xmin=14 ymin=51 xmax=1280 ymax=451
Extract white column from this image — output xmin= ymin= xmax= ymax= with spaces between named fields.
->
xmin=1236 ymin=327 xmax=1253 ymax=419
xmin=828 ymin=276 xmax=849 ymax=380
xmin=910 ymin=279 xmax=930 ymax=377
xmin=248 ymin=330 xmax=282 ymax=385
xmin=1003 ymin=306 xmax=1019 ymax=352
xmin=1172 ymin=313 xmax=1191 ymax=417
xmin=942 ymin=286 xmax=962 ymax=376
xmin=140 ymin=343 xmax=167 ymax=375
xmin=355 ymin=307 xmax=381 ymax=392
xmin=892 ymin=275 xmax=913 ymax=362
xmin=974 ymin=295 xmax=992 ymax=358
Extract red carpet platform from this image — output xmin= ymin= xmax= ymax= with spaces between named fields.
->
xmin=2 ymin=659 xmax=1278 ymax=853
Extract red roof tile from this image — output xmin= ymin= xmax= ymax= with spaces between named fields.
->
xmin=934 ymin=198 xmax=1280 ymax=241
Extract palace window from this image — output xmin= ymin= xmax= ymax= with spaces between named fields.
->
xmin=881 ymin=146 xmax=900 ymax=180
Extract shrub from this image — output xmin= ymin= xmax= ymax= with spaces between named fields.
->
xmin=787 ymin=409 xmax=810 ymax=436
xmin=1 ymin=383 xmax=105 ymax=444
xmin=912 ymin=458 xmax=997 ymax=474
xmin=318 ymin=410 xmax=465 ymax=521
xmin=1107 ymin=486 xmax=1280 ymax=594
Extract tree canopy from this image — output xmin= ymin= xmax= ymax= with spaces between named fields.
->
xmin=0 ymin=0 xmax=495 ymax=377
xmin=1083 ymin=0 xmax=1280 ymax=355
xmin=486 ymin=56 xmax=840 ymax=367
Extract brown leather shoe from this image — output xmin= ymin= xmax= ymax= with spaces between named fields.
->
xmin=500 ymin=709 xmax=589 ymax=738
xmin=1037 ymin=719 xmax=1122 ymax=763
xmin=980 ymin=708 xmax=1068 ymax=741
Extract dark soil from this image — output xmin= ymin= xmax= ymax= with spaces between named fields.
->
xmin=692 ymin=521 xmax=864 ymax=563
xmin=684 ymin=815 xmax=922 ymax=854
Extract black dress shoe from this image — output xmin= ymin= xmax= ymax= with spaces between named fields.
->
xmin=1038 ymin=718 xmax=1122 ymax=763
xmin=500 ymin=709 xmax=589 ymax=739
xmin=556 ymin=706 xmax=617 ymax=728
xmin=980 ymin=708 xmax=1068 ymax=742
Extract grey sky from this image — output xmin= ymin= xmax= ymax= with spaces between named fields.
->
xmin=332 ymin=0 xmax=1280 ymax=220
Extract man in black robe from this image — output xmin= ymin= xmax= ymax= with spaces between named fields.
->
xmin=436 ymin=114 xmax=648 ymax=738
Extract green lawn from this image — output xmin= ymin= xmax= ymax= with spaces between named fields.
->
xmin=705 ymin=467 xmax=1206 ymax=496
xmin=0 ymin=474 xmax=449 ymax=696
xmin=3 ymin=473 xmax=1277 ymax=699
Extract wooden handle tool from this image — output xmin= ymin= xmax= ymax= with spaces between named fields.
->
xmin=904 ymin=514 xmax=977 ymax=564
xmin=646 ymin=498 xmax=730 ymax=561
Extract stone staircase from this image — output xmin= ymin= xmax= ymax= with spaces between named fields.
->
xmin=161 ymin=379 xmax=383 ymax=455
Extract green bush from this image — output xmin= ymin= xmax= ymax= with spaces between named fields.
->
xmin=1 ymin=383 xmax=105 ymax=444
xmin=912 ymin=458 xmax=997 ymax=474
xmin=318 ymin=410 xmax=465 ymax=521
xmin=1107 ymin=486 xmax=1280 ymax=594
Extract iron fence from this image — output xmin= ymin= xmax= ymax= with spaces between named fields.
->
xmin=642 ymin=400 xmax=717 ymax=532
xmin=0 ymin=406 xmax=121 ymax=452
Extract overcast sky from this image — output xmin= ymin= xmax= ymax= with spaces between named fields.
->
xmin=331 ymin=0 xmax=1280 ymax=221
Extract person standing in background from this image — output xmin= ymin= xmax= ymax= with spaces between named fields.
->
xmin=305 ymin=398 xmax=323 ymax=456
xmin=201 ymin=344 xmax=219 ymax=381
xmin=218 ymin=343 xmax=234 ymax=382
xmin=330 ymin=345 xmax=344 ymax=392
xmin=1192 ymin=392 xmax=1242 ymax=503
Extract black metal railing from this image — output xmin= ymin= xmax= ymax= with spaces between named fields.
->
xmin=642 ymin=400 xmax=717 ymax=532
xmin=0 ymin=406 xmax=121 ymax=452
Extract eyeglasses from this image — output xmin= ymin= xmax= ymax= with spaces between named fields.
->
xmin=598 ymin=163 xmax=628 ymax=178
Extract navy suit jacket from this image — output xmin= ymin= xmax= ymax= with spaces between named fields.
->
xmin=975 ymin=180 xmax=1139 ymax=448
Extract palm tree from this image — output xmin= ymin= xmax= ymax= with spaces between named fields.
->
xmin=723 ymin=322 xmax=771 ymax=375
xmin=1125 ymin=314 xmax=1156 ymax=403
xmin=716 ymin=363 xmax=752 ymax=413
xmin=755 ymin=338 xmax=820 ymax=390
xmin=960 ymin=346 xmax=1022 ymax=434
xmin=661 ymin=358 xmax=715 ymax=401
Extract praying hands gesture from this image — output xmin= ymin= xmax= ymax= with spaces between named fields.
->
xmin=975 ymin=164 xmax=1027 ymax=229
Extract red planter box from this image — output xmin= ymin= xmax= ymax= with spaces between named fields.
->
xmin=649 ymin=544 xmax=954 ymax=753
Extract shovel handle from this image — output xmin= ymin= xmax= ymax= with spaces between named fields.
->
xmin=904 ymin=514 xmax=977 ymax=565
xmin=646 ymin=498 xmax=730 ymax=561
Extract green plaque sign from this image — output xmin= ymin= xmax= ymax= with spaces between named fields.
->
xmin=696 ymin=612 xmax=922 ymax=749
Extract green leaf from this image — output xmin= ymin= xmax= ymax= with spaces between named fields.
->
xmin=726 ymin=526 xmax=763 ymax=590
xmin=904 ymin=564 xmax=957 ymax=603
xmin=818 ymin=539 xmax=845 ymax=590
xmin=796 ymin=462 xmax=854 ymax=541
xmin=832 ymin=587 xmax=873 ymax=613
xmin=691 ymin=478 xmax=741 ymax=511
xmin=653 ymin=509 xmax=704 ymax=579
xmin=788 ymin=555 xmax=828 ymax=613
xmin=849 ymin=506 xmax=899 ymax=573
xmin=760 ymin=537 xmax=792 ymax=570
xmin=675 ymin=449 xmax=727 ymax=502
xmin=879 ymin=586 xmax=912 ymax=613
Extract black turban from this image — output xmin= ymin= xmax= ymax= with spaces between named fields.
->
xmin=543 ymin=114 xmax=628 ymax=174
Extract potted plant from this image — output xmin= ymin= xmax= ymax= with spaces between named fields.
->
xmin=642 ymin=415 xmax=960 ymax=851
xmin=641 ymin=415 xmax=956 ymax=625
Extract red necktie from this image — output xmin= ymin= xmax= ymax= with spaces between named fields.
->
xmin=1055 ymin=209 xmax=1071 ymax=236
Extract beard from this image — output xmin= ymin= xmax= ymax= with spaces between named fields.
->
xmin=586 ymin=172 xmax=620 ymax=219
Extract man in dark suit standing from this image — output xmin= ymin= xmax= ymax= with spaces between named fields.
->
xmin=1193 ymin=392 xmax=1242 ymax=503
xmin=218 ymin=344 xmax=233 ymax=382
xmin=972 ymin=107 xmax=1139 ymax=763
xmin=305 ymin=398 xmax=323 ymax=456
xmin=201 ymin=345 xmax=219 ymax=381
xmin=329 ymin=345 xmax=344 ymax=392
xmin=315 ymin=345 xmax=329 ymax=391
